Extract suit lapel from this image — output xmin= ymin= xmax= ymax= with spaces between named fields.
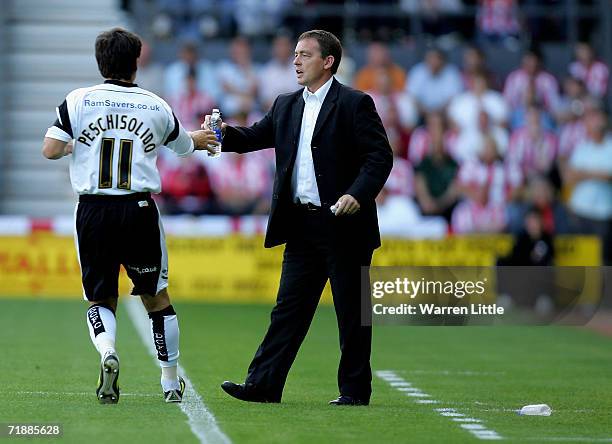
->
xmin=291 ymin=93 xmax=305 ymax=143
xmin=312 ymin=78 xmax=340 ymax=140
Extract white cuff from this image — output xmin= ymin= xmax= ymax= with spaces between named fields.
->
xmin=45 ymin=126 xmax=72 ymax=143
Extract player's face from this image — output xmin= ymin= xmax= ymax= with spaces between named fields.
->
xmin=294 ymin=38 xmax=333 ymax=88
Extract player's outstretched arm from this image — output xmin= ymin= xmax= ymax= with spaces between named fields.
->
xmin=42 ymin=137 xmax=72 ymax=160
xmin=188 ymin=129 xmax=220 ymax=155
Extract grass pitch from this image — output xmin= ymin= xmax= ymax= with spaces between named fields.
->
xmin=1 ymin=298 xmax=611 ymax=443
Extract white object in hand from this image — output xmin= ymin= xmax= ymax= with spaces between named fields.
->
xmin=518 ymin=404 xmax=552 ymax=416
xmin=208 ymin=108 xmax=222 ymax=158
xmin=330 ymin=204 xmax=338 ymax=215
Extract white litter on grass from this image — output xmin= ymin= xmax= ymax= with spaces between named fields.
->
xmin=376 ymin=370 xmax=503 ymax=441
xmin=519 ymin=404 xmax=552 ymax=416
xmin=126 ymin=298 xmax=231 ymax=444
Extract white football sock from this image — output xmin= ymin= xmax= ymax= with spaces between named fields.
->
xmin=161 ymin=366 xmax=180 ymax=392
xmin=148 ymin=305 xmax=180 ymax=390
xmin=86 ymin=304 xmax=117 ymax=358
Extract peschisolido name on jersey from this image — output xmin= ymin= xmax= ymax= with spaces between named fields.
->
xmin=77 ymin=114 xmax=157 ymax=152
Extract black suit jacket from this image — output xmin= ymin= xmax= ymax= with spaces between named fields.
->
xmin=222 ymin=78 xmax=393 ymax=250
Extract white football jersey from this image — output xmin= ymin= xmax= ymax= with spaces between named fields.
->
xmin=45 ymin=80 xmax=195 ymax=195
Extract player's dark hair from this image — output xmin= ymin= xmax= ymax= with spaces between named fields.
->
xmin=298 ymin=30 xmax=342 ymax=74
xmin=95 ymin=28 xmax=142 ymax=81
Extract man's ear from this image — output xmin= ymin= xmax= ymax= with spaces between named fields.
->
xmin=324 ymin=55 xmax=335 ymax=71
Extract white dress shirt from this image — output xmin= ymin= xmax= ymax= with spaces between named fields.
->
xmin=291 ymin=76 xmax=334 ymax=205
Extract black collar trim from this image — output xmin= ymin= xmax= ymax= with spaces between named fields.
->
xmin=104 ymin=79 xmax=138 ymax=88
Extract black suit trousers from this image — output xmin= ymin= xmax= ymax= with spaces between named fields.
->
xmin=245 ymin=207 xmax=373 ymax=401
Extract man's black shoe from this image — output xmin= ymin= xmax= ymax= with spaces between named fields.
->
xmin=329 ymin=395 xmax=369 ymax=406
xmin=220 ymin=381 xmax=280 ymax=403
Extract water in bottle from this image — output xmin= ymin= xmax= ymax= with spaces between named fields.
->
xmin=208 ymin=108 xmax=222 ymax=158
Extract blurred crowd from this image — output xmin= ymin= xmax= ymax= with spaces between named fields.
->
xmin=136 ymin=0 xmax=593 ymax=44
xmin=134 ymin=8 xmax=611 ymax=265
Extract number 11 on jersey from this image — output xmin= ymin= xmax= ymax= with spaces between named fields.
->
xmin=99 ymin=138 xmax=133 ymax=190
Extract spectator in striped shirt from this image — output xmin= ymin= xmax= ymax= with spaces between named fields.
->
xmin=569 ymin=42 xmax=609 ymax=99
xmin=451 ymin=136 xmax=516 ymax=234
xmin=507 ymin=106 xmax=558 ymax=179
xmin=476 ymin=0 xmax=520 ymax=43
xmin=384 ymin=141 xmax=415 ymax=199
xmin=450 ymin=188 xmax=507 ymax=234
xmin=503 ymin=48 xmax=560 ymax=116
xmin=376 ymin=99 xmax=426 ymax=233
xmin=367 ymin=67 xmax=418 ymax=158
xmin=204 ymin=113 xmax=274 ymax=215
xmin=457 ymin=134 xmax=523 ymax=208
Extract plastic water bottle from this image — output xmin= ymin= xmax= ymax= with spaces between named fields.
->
xmin=518 ymin=404 xmax=552 ymax=416
xmin=208 ymin=108 xmax=222 ymax=158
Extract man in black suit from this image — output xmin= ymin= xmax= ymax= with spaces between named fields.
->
xmin=205 ymin=30 xmax=392 ymax=406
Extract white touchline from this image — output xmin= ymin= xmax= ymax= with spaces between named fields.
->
xmin=376 ymin=370 xmax=503 ymax=441
xmin=524 ymin=439 xmax=612 ymax=443
xmin=125 ymin=297 xmax=232 ymax=444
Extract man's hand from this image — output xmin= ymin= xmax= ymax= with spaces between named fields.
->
xmin=189 ymin=129 xmax=220 ymax=155
xmin=202 ymin=114 xmax=227 ymax=135
xmin=332 ymin=194 xmax=360 ymax=216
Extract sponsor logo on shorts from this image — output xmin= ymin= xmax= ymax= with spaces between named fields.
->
xmin=126 ymin=265 xmax=158 ymax=275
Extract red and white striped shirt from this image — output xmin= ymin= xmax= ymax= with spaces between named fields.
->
xmin=384 ymin=157 xmax=415 ymax=197
xmin=451 ymin=199 xmax=507 ymax=234
xmin=569 ymin=60 xmax=609 ymax=98
xmin=507 ymin=127 xmax=558 ymax=177
xmin=477 ymin=0 xmax=520 ymax=36
xmin=559 ymin=120 xmax=587 ymax=158
xmin=205 ymin=151 xmax=274 ymax=201
xmin=408 ymin=127 xmax=458 ymax=165
xmin=169 ymin=91 xmax=216 ymax=131
xmin=458 ymin=159 xmax=523 ymax=205
xmin=503 ymin=69 xmax=560 ymax=113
